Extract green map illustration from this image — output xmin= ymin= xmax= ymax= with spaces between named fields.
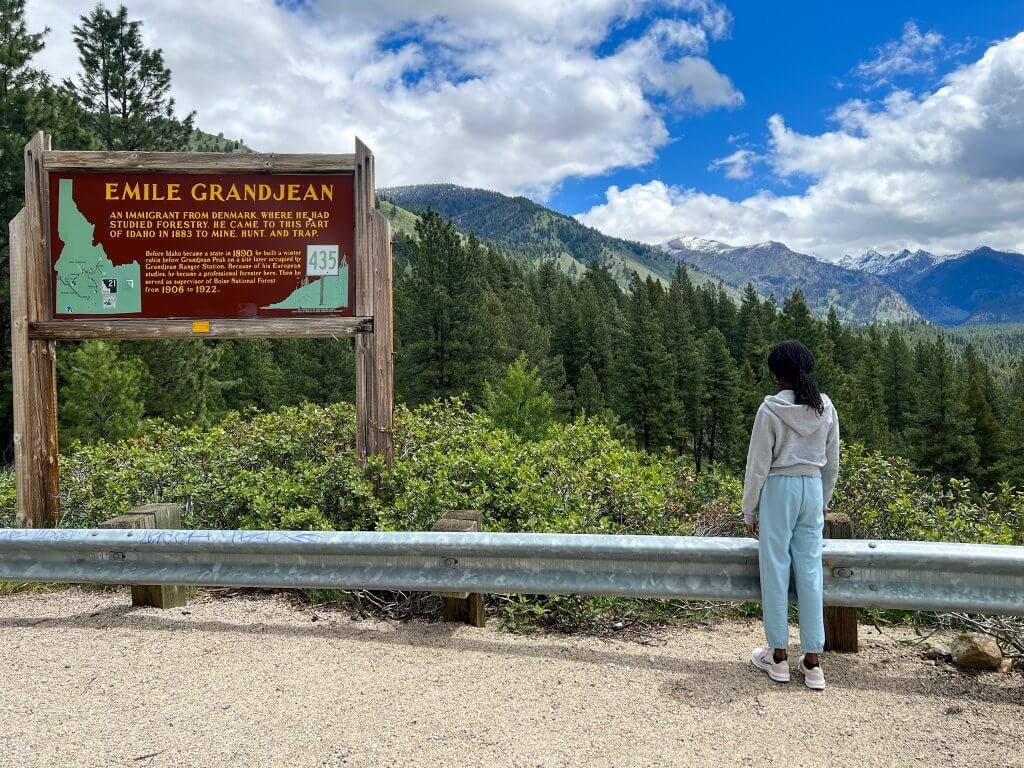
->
xmin=264 ymin=268 xmax=349 ymax=310
xmin=54 ymin=178 xmax=141 ymax=314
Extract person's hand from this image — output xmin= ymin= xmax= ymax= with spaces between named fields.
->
xmin=746 ymin=522 xmax=757 ymax=538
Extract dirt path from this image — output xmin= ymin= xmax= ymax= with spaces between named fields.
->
xmin=0 ymin=588 xmax=1020 ymax=768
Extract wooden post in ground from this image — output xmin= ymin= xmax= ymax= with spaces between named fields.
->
xmin=353 ymin=138 xmax=394 ymax=468
xmin=11 ymin=132 xmax=60 ymax=527
xmin=824 ymin=512 xmax=858 ymax=652
xmin=99 ymin=504 xmax=187 ymax=609
xmin=431 ymin=510 xmax=485 ymax=627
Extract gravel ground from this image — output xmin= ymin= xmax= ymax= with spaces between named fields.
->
xmin=0 ymin=588 xmax=1021 ymax=768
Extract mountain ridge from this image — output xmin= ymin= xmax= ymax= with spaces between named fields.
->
xmin=380 ymin=184 xmax=736 ymax=295
xmin=666 ymin=236 xmax=1024 ymax=326
xmin=661 ymin=236 xmax=920 ymax=324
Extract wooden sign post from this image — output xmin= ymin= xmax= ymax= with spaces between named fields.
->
xmin=10 ymin=131 xmax=394 ymax=528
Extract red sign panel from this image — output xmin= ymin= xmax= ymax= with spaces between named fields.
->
xmin=47 ymin=171 xmax=355 ymax=319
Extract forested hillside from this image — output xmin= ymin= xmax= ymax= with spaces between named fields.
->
xmin=381 ymin=183 xmax=733 ymax=294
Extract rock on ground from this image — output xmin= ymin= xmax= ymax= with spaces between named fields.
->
xmin=0 ymin=588 xmax=1021 ymax=768
xmin=952 ymin=633 xmax=1005 ymax=671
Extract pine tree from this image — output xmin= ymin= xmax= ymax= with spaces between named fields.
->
xmin=0 ymin=0 xmax=49 ymax=245
xmin=58 ymin=340 xmax=145 ymax=446
xmin=713 ymin=284 xmax=739 ymax=356
xmin=549 ymin=280 xmax=586 ymax=412
xmin=882 ymin=328 xmax=918 ymax=454
xmin=735 ymin=284 xmax=760 ymax=359
xmin=129 ymin=339 xmax=223 ymax=424
xmin=698 ymin=328 xmax=742 ymax=469
xmin=847 ymin=343 xmax=889 ymax=452
xmin=67 ymin=4 xmax=194 ymax=150
xmin=776 ymin=290 xmax=819 ymax=349
xmin=483 ymin=354 xmax=553 ymax=441
xmin=999 ymin=359 xmax=1024 ymax=488
xmin=0 ymin=1 xmax=58 ymax=456
xmin=218 ymin=339 xmax=284 ymax=411
xmin=737 ymin=308 xmax=772 ymax=432
xmin=812 ymin=336 xmax=851 ymax=415
xmin=487 ymin=271 xmax=566 ymax=412
xmin=665 ymin=266 xmax=705 ymax=456
xmin=825 ymin=305 xmax=854 ymax=369
xmin=617 ymin=275 xmax=675 ymax=449
xmin=960 ymin=344 xmax=1004 ymax=485
xmin=398 ymin=210 xmax=493 ymax=403
xmin=910 ymin=338 xmax=979 ymax=478
xmin=575 ymin=363 xmax=605 ymax=418
xmin=577 ymin=267 xmax=623 ymax=403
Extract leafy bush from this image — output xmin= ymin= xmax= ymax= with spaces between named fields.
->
xmin=832 ymin=443 xmax=1024 ymax=545
xmin=381 ymin=400 xmax=708 ymax=537
xmin=53 ymin=403 xmax=378 ymax=532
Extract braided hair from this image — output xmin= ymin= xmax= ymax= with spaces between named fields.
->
xmin=767 ymin=340 xmax=824 ymax=416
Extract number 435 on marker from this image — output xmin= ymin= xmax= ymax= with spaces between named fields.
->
xmin=306 ymin=244 xmax=341 ymax=276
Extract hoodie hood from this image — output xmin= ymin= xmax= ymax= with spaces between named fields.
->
xmin=762 ymin=390 xmax=833 ymax=437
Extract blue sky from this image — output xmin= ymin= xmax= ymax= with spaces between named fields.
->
xmin=29 ymin=0 xmax=1024 ymax=259
xmin=551 ymin=0 xmax=1024 ymax=215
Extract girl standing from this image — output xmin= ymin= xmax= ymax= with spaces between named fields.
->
xmin=742 ymin=340 xmax=839 ymax=690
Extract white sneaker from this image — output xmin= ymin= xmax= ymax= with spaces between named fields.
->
xmin=751 ymin=647 xmax=790 ymax=683
xmin=798 ymin=656 xmax=826 ymax=690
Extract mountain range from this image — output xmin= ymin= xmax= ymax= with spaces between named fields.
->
xmin=666 ymin=237 xmax=1024 ymax=325
xmin=379 ymin=183 xmax=1024 ymax=326
xmin=839 ymin=248 xmax=944 ymax=283
xmin=380 ymin=184 xmax=737 ymax=297
xmin=662 ymin=237 xmax=919 ymax=323
xmin=847 ymin=246 xmax=1024 ymax=325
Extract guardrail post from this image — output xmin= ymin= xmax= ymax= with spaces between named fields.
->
xmin=824 ymin=512 xmax=858 ymax=652
xmin=431 ymin=509 xmax=484 ymax=627
xmin=99 ymin=503 xmax=187 ymax=609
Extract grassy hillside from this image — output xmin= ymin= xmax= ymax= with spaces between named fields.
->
xmin=380 ymin=183 xmax=736 ymax=295
xmin=379 ymin=199 xmax=420 ymax=239
xmin=187 ymin=129 xmax=250 ymax=153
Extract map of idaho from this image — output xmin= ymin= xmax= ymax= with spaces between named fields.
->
xmin=54 ymin=178 xmax=142 ymax=314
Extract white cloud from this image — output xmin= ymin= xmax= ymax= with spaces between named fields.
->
xmin=854 ymin=21 xmax=945 ymax=87
xmin=579 ymin=32 xmax=1024 ymax=260
xmin=28 ymin=0 xmax=741 ymax=198
xmin=709 ymin=148 xmax=756 ymax=179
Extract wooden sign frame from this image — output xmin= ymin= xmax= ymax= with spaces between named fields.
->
xmin=10 ymin=132 xmax=394 ymax=528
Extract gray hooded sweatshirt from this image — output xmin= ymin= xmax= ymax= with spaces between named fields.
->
xmin=741 ymin=390 xmax=839 ymax=525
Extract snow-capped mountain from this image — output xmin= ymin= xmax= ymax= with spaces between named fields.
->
xmin=662 ymin=237 xmax=920 ymax=323
xmin=839 ymin=248 xmax=941 ymax=283
xmin=665 ymin=234 xmax=1024 ymax=326
xmin=664 ymin=236 xmax=735 ymax=255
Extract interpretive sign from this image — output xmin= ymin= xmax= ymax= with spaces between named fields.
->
xmin=11 ymin=133 xmax=394 ymax=529
xmin=48 ymin=172 xmax=355 ymax=318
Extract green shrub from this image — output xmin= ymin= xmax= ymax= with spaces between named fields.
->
xmin=56 ymin=402 xmax=376 ymax=531
xmin=832 ymin=443 xmax=1023 ymax=545
xmin=380 ymin=401 xmax=709 ymax=538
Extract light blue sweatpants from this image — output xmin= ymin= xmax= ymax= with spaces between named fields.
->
xmin=758 ymin=474 xmax=825 ymax=653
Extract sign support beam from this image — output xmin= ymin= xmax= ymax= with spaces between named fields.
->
xmin=353 ymin=138 xmax=394 ymax=467
xmin=12 ymin=132 xmax=60 ymax=527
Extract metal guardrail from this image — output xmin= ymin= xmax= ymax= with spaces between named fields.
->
xmin=0 ymin=528 xmax=1022 ymax=616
